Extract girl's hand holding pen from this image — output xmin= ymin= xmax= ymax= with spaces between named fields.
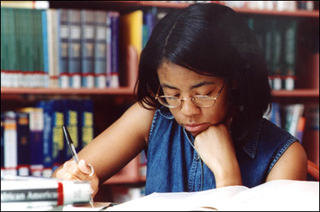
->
xmin=56 ymin=159 xmax=99 ymax=198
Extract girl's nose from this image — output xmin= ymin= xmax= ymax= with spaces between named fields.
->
xmin=179 ymin=98 xmax=200 ymax=117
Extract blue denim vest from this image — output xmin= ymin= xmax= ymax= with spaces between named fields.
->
xmin=145 ymin=107 xmax=297 ymax=195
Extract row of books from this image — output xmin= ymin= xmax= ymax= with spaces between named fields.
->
xmin=142 ymin=7 xmax=303 ymax=91
xmin=164 ymin=1 xmax=319 ymax=11
xmin=1 ymin=7 xmax=120 ymax=89
xmin=1 ymin=98 xmax=94 ymax=178
xmin=264 ymin=102 xmax=308 ymax=144
xmin=246 ymin=16 xmax=299 ymax=91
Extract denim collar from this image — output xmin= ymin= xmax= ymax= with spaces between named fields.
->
xmin=159 ymin=106 xmax=175 ymax=119
xmin=158 ymin=107 xmax=262 ymax=159
xmin=242 ymin=119 xmax=263 ymax=159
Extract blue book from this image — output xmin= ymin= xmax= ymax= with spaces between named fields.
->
xmin=19 ymin=107 xmax=44 ymax=177
xmin=106 ymin=11 xmax=112 ymax=87
xmin=36 ymin=100 xmax=53 ymax=177
xmin=63 ymin=99 xmax=81 ymax=161
xmin=79 ymin=99 xmax=94 ymax=148
xmin=42 ymin=10 xmax=49 ymax=88
xmin=68 ymin=9 xmax=82 ymax=88
xmin=81 ymin=9 xmax=95 ymax=88
xmin=93 ymin=11 xmax=107 ymax=88
xmin=109 ymin=11 xmax=120 ymax=88
xmin=51 ymin=99 xmax=65 ymax=172
xmin=1 ymin=113 xmax=4 ymax=175
xmin=142 ymin=8 xmax=156 ymax=49
xmin=57 ymin=9 xmax=69 ymax=88
xmin=16 ymin=112 xmax=30 ymax=176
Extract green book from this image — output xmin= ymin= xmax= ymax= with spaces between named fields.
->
xmin=283 ymin=19 xmax=297 ymax=90
xmin=1 ymin=8 xmax=8 ymax=87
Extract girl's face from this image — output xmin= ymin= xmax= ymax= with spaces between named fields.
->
xmin=157 ymin=62 xmax=230 ymax=137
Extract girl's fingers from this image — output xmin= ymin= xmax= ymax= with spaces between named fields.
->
xmin=78 ymin=159 xmax=94 ymax=177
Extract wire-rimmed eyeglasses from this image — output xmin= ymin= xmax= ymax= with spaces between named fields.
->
xmin=155 ymin=80 xmax=227 ymax=108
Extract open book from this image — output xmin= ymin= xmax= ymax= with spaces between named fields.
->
xmin=107 ymin=180 xmax=319 ymax=211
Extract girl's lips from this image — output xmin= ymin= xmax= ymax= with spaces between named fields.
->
xmin=184 ymin=123 xmax=207 ymax=133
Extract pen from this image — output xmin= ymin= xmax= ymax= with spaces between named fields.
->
xmin=62 ymin=126 xmax=94 ymax=208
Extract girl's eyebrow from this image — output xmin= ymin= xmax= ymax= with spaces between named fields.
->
xmin=161 ymin=81 xmax=215 ymax=91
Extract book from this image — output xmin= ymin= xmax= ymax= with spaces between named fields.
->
xmin=79 ymin=99 xmax=94 ymax=148
xmin=16 ymin=112 xmax=30 ymax=176
xmin=119 ymin=10 xmax=143 ymax=58
xmin=109 ymin=11 xmax=120 ymax=88
xmin=36 ymin=101 xmax=53 ymax=177
xmin=271 ymin=17 xmax=285 ymax=90
xmin=41 ymin=9 xmax=49 ymax=88
xmin=1 ymin=175 xmax=92 ymax=210
xmin=106 ymin=11 xmax=112 ymax=88
xmin=3 ymin=111 xmax=18 ymax=176
xmin=1 ymin=113 xmax=4 ymax=176
xmin=57 ymin=9 xmax=69 ymax=88
xmin=94 ymin=11 xmax=107 ymax=89
xmin=282 ymin=19 xmax=297 ymax=90
xmin=282 ymin=104 xmax=305 ymax=138
xmin=19 ymin=107 xmax=44 ymax=177
xmin=81 ymin=9 xmax=95 ymax=88
xmin=119 ymin=10 xmax=143 ymax=87
xmin=68 ymin=9 xmax=82 ymax=88
xmin=63 ymin=99 xmax=80 ymax=161
xmin=51 ymin=99 xmax=65 ymax=172
xmin=109 ymin=180 xmax=319 ymax=211
xmin=296 ymin=116 xmax=306 ymax=144
xmin=47 ymin=9 xmax=59 ymax=88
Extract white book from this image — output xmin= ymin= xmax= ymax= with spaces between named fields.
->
xmin=109 ymin=180 xmax=319 ymax=211
xmin=1 ymin=176 xmax=92 ymax=210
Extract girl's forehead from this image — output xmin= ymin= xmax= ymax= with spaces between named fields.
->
xmin=157 ymin=62 xmax=224 ymax=83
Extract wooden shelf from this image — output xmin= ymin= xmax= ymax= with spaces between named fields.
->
xmin=0 ymin=87 xmax=134 ymax=95
xmin=272 ymin=89 xmax=319 ymax=97
xmin=49 ymin=1 xmax=319 ymax=18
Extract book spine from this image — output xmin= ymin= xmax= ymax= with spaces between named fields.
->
xmin=81 ymin=9 xmax=95 ymax=88
xmin=106 ymin=11 xmax=112 ymax=87
xmin=32 ymin=10 xmax=42 ymax=88
xmin=1 ymin=8 xmax=6 ymax=87
xmin=20 ymin=9 xmax=29 ymax=88
xmin=1 ymin=179 xmax=91 ymax=206
xmin=1 ymin=113 xmax=4 ymax=176
xmin=63 ymin=99 xmax=80 ymax=161
xmin=109 ymin=11 xmax=120 ymax=88
xmin=13 ymin=8 xmax=23 ymax=87
xmin=3 ymin=111 xmax=18 ymax=176
xmin=57 ymin=9 xmax=69 ymax=88
xmin=8 ymin=8 xmax=18 ymax=88
xmin=37 ymin=101 xmax=53 ymax=177
xmin=16 ymin=112 xmax=30 ymax=176
xmin=80 ymin=99 xmax=94 ymax=148
xmin=68 ymin=9 xmax=82 ymax=88
xmin=42 ymin=9 xmax=49 ymax=88
xmin=52 ymin=100 xmax=65 ymax=172
xmin=47 ymin=9 xmax=59 ymax=88
xmin=94 ymin=11 xmax=107 ymax=88
xmin=296 ymin=116 xmax=306 ymax=144
xmin=283 ymin=19 xmax=297 ymax=91
xmin=271 ymin=17 xmax=284 ymax=90
xmin=19 ymin=107 xmax=44 ymax=177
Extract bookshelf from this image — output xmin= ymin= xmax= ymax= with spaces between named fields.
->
xmin=1 ymin=1 xmax=319 ymax=202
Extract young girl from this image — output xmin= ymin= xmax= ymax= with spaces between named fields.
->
xmin=52 ymin=3 xmax=307 ymax=198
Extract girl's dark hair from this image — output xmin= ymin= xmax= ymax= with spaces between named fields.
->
xmin=135 ymin=3 xmax=271 ymax=143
